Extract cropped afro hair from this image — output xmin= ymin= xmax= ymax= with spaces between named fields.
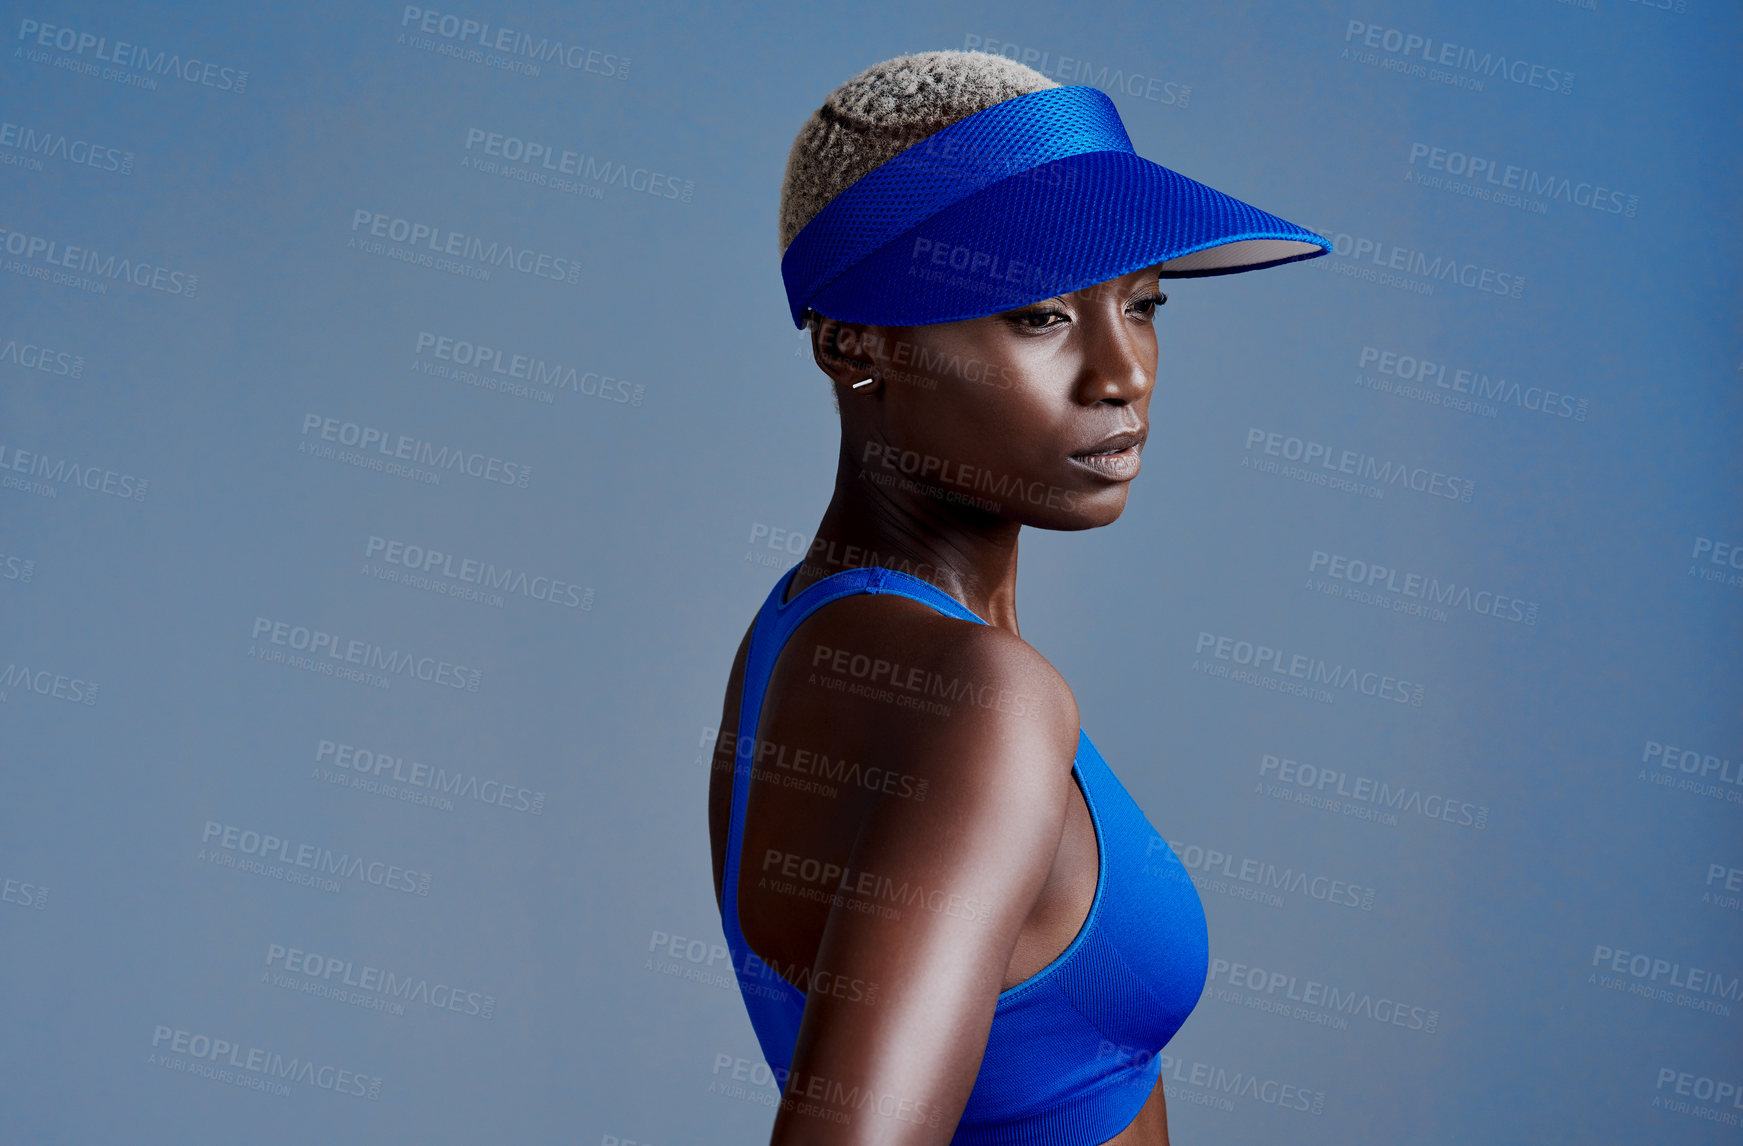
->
xmin=778 ymin=49 xmax=1059 ymax=266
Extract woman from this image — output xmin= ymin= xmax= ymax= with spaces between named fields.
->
xmin=709 ymin=50 xmax=1327 ymax=1145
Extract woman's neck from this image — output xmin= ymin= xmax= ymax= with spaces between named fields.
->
xmin=784 ymin=451 xmax=1025 ymax=634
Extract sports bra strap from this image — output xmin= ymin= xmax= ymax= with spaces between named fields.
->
xmin=722 ymin=564 xmax=988 ymax=952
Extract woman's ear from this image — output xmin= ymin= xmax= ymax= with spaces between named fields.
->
xmin=811 ymin=315 xmax=880 ymax=388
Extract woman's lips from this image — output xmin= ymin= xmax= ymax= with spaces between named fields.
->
xmin=1067 ymin=442 xmax=1142 ymax=481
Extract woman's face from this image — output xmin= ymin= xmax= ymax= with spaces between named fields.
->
xmin=826 ymin=264 xmax=1164 ymax=532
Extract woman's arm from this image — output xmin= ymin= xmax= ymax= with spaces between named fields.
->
xmin=765 ymin=622 xmax=1082 ymax=1145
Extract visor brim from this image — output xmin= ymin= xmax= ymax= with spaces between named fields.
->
xmin=803 ymin=149 xmax=1328 ymax=328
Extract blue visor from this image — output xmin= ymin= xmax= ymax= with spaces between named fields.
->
xmin=781 ymin=84 xmax=1328 ymax=328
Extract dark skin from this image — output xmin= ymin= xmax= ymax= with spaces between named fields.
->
xmin=709 ymin=264 xmax=1172 ymax=1145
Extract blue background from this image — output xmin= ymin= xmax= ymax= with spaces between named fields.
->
xmin=2 ymin=1 xmax=1739 ymax=1142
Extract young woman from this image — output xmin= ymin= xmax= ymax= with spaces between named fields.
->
xmin=709 ymin=50 xmax=1327 ymax=1146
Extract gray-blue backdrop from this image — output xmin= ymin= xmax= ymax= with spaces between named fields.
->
xmin=3 ymin=1 xmax=1739 ymax=1143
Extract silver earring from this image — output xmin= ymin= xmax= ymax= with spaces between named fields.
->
xmin=850 ymin=378 xmax=875 ymax=390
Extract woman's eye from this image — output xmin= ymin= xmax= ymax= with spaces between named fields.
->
xmin=1131 ymin=291 xmax=1167 ymax=318
xmin=1009 ymin=308 xmax=1066 ymax=330
xmin=1006 ymin=292 xmax=1163 ymax=329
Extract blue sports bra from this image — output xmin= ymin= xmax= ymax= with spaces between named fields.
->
xmin=720 ymin=564 xmax=1209 ymax=1145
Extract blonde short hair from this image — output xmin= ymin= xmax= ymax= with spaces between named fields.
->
xmin=778 ymin=49 xmax=1059 ymax=278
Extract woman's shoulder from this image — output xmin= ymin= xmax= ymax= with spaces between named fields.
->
xmin=710 ymin=588 xmax=1081 ymax=911
xmin=781 ymin=590 xmax=1082 ymax=781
